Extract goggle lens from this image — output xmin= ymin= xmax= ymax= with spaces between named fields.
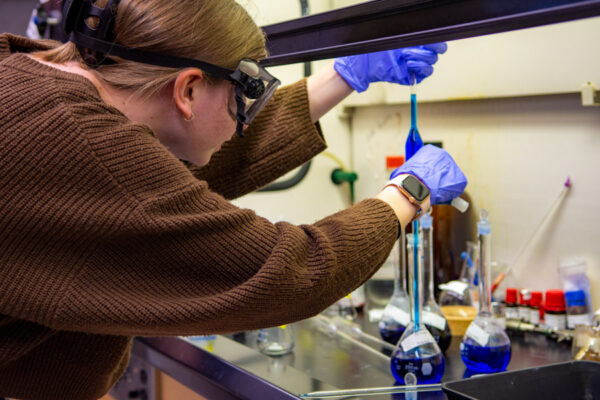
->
xmin=230 ymin=59 xmax=280 ymax=136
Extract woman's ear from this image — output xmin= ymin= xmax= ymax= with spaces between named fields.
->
xmin=172 ymin=68 xmax=204 ymax=120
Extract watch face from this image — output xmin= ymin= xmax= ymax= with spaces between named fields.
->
xmin=403 ymin=175 xmax=430 ymax=201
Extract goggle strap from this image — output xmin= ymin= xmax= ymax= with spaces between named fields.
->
xmin=69 ymin=31 xmax=234 ymax=79
xmin=234 ymin=85 xmax=249 ymax=137
xmin=236 ymin=121 xmax=245 ymax=137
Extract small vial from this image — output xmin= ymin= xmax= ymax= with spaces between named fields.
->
xmin=504 ymin=288 xmax=519 ymax=320
xmin=564 ymin=290 xmax=592 ymax=329
xmin=544 ymin=290 xmax=567 ymax=331
xmin=529 ymin=291 xmax=543 ymax=325
xmin=518 ymin=289 xmax=531 ymax=322
xmin=257 ymin=325 xmax=294 ymax=356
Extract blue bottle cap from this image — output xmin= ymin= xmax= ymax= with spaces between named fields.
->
xmin=565 ymin=290 xmax=587 ymax=307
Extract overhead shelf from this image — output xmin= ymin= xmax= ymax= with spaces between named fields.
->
xmin=261 ymin=0 xmax=600 ymax=67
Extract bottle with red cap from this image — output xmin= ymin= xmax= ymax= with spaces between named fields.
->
xmin=529 ymin=291 xmax=543 ymax=325
xmin=518 ymin=289 xmax=531 ymax=322
xmin=504 ymin=288 xmax=519 ymax=320
xmin=544 ymin=290 xmax=567 ymax=330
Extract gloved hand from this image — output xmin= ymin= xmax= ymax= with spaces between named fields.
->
xmin=334 ymin=43 xmax=447 ymax=93
xmin=390 ymin=145 xmax=467 ymax=205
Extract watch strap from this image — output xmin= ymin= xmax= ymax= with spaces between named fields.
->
xmin=384 ymin=175 xmax=426 ymax=219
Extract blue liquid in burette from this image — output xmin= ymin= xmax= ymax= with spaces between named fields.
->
xmin=391 ymin=353 xmax=445 ymax=384
xmin=460 ymin=341 xmax=511 ymax=373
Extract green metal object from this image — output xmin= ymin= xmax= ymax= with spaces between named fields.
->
xmin=331 ymin=168 xmax=358 ymax=204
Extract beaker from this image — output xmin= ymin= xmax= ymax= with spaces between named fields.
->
xmin=379 ymin=229 xmax=411 ymax=345
xmin=390 ymin=232 xmax=445 ymax=385
xmin=420 ymin=212 xmax=452 ymax=353
xmin=460 ymin=210 xmax=511 ymax=373
xmin=257 ymin=325 xmax=295 ymax=356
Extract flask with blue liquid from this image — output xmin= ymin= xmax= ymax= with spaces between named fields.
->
xmin=420 ymin=212 xmax=452 ymax=353
xmin=460 ymin=209 xmax=511 ymax=373
xmin=390 ymin=233 xmax=445 ymax=385
xmin=379 ymin=232 xmax=411 ymax=345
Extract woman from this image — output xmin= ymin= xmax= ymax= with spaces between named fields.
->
xmin=0 ymin=0 xmax=465 ymax=399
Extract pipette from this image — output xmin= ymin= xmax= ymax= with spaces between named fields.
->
xmin=299 ymin=383 xmax=442 ymax=398
xmin=406 ymin=82 xmax=422 ymax=330
xmin=387 ymin=81 xmax=444 ymax=385
xmin=491 ymin=177 xmax=572 ymax=294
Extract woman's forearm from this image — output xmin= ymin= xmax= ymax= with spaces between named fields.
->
xmin=306 ymin=62 xmax=354 ymax=122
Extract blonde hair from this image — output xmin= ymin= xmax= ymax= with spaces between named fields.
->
xmin=35 ymin=0 xmax=267 ymax=98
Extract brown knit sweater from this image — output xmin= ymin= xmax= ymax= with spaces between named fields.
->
xmin=0 ymin=34 xmax=399 ymax=400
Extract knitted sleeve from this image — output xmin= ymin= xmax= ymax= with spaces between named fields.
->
xmin=49 ymin=189 xmax=399 ymax=336
xmin=187 ymin=79 xmax=326 ymax=199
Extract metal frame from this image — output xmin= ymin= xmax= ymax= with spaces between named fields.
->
xmin=133 ymin=337 xmax=301 ymax=400
xmin=262 ymin=0 xmax=600 ymax=66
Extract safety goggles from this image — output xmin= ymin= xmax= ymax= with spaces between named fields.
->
xmin=62 ymin=0 xmax=280 ymax=137
xmin=229 ymin=60 xmax=280 ymax=135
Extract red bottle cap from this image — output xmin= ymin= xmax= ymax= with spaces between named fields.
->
xmin=505 ymin=288 xmax=517 ymax=304
xmin=530 ymin=291 xmax=543 ymax=307
xmin=386 ymin=155 xmax=405 ymax=169
xmin=518 ymin=290 xmax=531 ymax=305
xmin=545 ymin=290 xmax=566 ymax=312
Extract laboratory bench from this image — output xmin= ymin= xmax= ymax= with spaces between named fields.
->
xmin=128 ymin=311 xmax=573 ymax=400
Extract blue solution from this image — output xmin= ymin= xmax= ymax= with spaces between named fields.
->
xmin=460 ymin=341 xmax=511 ymax=373
xmin=379 ymin=324 xmax=406 ymax=345
xmin=391 ymin=353 xmax=445 ymax=384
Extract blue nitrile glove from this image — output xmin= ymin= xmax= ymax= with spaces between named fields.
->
xmin=334 ymin=43 xmax=447 ymax=93
xmin=390 ymin=145 xmax=467 ymax=205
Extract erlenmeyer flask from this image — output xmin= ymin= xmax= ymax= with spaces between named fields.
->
xmin=379 ymin=229 xmax=411 ymax=345
xmin=460 ymin=210 xmax=511 ymax=373
xmin=420 ymin=212 xmax=452 ymax=353
xmin=390 ymin=233 xmax=445 ymax=384
xmin=257 ymin=325 xmax=295 ymax=356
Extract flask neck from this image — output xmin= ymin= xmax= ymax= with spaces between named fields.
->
xmin=478 ymin=233 xmax=492 ymax=314
xmin=421 ymin=225 xmax=437 ymax=304
xmin=393 ymin=229 xmax=408 ymax=295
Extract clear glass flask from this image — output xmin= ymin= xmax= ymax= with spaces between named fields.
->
xmin=460 ymin=209 xmax=511 ymax=373
xmin=257 ymin=325 xmax=295 ymax=356
xmin=337 ymin=295 xmax=358 ymax=322
xmin=420 ymin=212 xmax=452 ymax=353
xmin=379 ymin=229 xmax=411 ymax=345
xmin=438 ymin=241 xmax=477 ymax=308
xmin=390 ymin=231 xmax=445 ymax=384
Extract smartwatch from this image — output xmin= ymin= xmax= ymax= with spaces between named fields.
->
xmin=384 ymin=174 xmax=430 ymax=218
